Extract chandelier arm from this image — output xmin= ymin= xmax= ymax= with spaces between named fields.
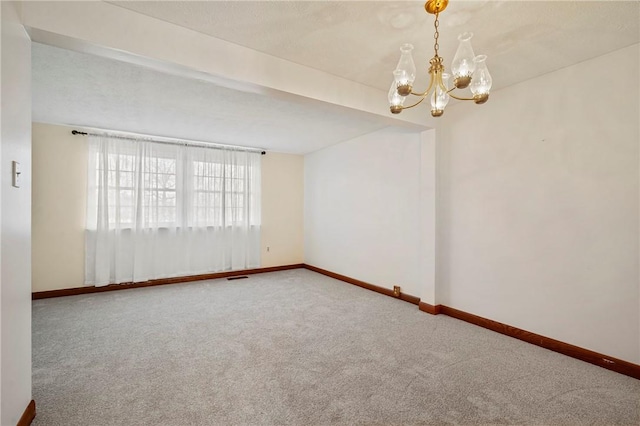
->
xmin=409 ymin=70 xmax=437 ymax=98
xmin=448 ymin=92 xmax=476 ymax=101
xmin=399 ymin=95 xmax=429 ymax=110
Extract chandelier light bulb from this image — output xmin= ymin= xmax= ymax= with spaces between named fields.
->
xmin=451 ymin=32 xmax=476 ymax=89
xmin=388 ymin=79 xmax=405 ymax=114
xmin=431 ymin=73 xmax=451 ymax=117
xmin=394 ymin=43 xmax=416 ymax=96
xmin=470 ymin=55 xmax=492 ymax=104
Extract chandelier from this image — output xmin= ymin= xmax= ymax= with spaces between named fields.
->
xmin=388 ymin=0 xmax=492 ymax=117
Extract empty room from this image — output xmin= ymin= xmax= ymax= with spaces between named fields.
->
xmin=1 ymin=1 xmax=639 ymax=425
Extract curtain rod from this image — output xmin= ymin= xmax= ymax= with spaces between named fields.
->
xmin=71 ymin=130 xmax=266 ymax=155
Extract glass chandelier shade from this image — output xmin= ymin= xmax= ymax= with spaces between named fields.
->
xmin=430 ymin=73 xmax=450 ymax=116
xmin=451 ymin=32 xmax=476 ymax=88
xmin=394 ymin=43 xmax=417 ymax=95
xmin=388 ymin=0 xmax=492 ymax=118
xmin=470 ymin=55 xmax=492 ymax=103
xmin=388 ymin=79 xmax=406 ymax=113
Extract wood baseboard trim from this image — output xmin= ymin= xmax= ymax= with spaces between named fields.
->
xmin=418 ymin=301 xmax=442 ymax=315
xmin=303 ymin=264 xmax=420 ymax=305
xmin=17 ymin=400 xmax=36 ymax=426
xmin=434 ymin=305 xmax=640 ymax=380
xmin=32 ymin=264 xmax=305 ymax=299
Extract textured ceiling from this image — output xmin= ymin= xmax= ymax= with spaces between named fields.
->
xmin=109 ymin=1 xmax=640 ymax=93
xmin=33 ymin=1 xmax=640 ymax=154
xmin=32 ymin=43 xmax=390 ymax=155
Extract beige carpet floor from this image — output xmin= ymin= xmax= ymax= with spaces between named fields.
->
xmin=32 ymin=269 xmax=640 ymax=425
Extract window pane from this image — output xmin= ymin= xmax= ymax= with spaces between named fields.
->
xmin=158 ymin=207 xmax=175 ymax=224
xmin=108 ymin=171 xmax=117 ymax=187
xmin=165 ymin=174 xmax=176 ymax=190
xmin=120 ymin=190 xmax=134 ymax=206
xmin=120 ymin=171 xmax=133 ymax=187
xmin=119 ymin=206 xmax=133 ymax=224
xmin=164 ymin=191 xmax=176 ymax=206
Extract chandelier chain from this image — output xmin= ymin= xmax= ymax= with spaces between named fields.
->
xmin=433 ymin=11 xmax=440 ymax=57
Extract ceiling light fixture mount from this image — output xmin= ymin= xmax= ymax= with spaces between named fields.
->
xmin=424 ymin=0 xmax=448 ymax=15
xmin=388 ymin=0 xmax=492 ymax=118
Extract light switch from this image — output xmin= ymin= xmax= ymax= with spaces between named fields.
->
xmin=12 ymin=161 xmax=21 ymax=188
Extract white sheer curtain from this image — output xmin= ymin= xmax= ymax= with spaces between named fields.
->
xmin=85 ymin=135 xmax=261 ymax=286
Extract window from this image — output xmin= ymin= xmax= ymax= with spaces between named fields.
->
xmin=90 ymin=143 xmax=259 ymax=229
xmin=96 ymin=152 xmax=178 ymax=226
xmin=192 ymin=161 xmax=250 ymax=226
xmin=86 ymin=135 xmax=261 ymax=286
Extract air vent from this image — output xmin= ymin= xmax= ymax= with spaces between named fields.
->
xmin=227 ymin=276 xmax=249 ymax=281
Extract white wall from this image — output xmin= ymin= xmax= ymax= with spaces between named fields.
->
xmin=32 ymin=122 xmax=304 ymax=292
xmin=305 ymin=127 xmax=431 ymax=297
xmin=438 ymin=44 xmax=640 ymax=363
xmin=1 ymin=1 xmax=33 ymax=423
xmin=261 ymin=152 xmax=304 ymax=267
xmin=419 ymin=130 xmax=437 ymax=304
